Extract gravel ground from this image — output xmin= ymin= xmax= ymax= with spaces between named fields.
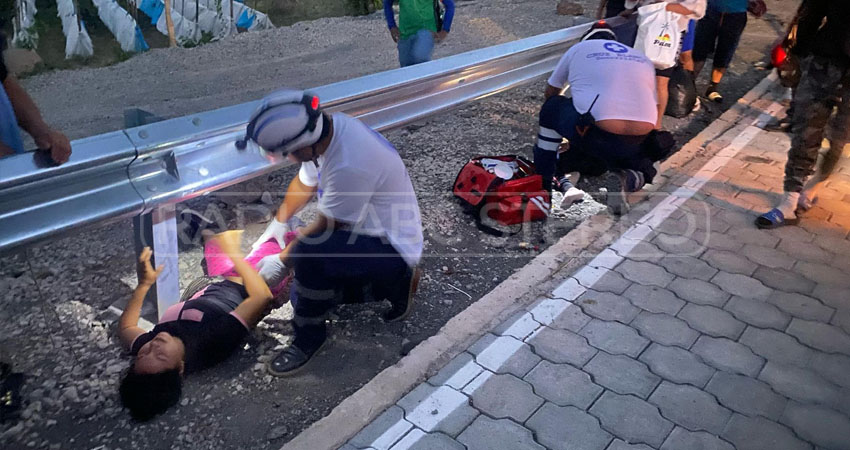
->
xmin=1 ymin=1 xmax=799 ymax=449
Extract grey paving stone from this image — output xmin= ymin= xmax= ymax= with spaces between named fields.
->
xmin=549 ymin=304 xmax=593 ymax=332
xmin=578 ymin=290 xmax=641 ymax=324
xmin=607 ymin=440 xmax=653 ymax=450
xmin=780 ymin=402 xmax=850 ymax=450
xmin=767 ymin=292 xmax=836 ymax=323
xmin=524 ymin=360 xmax=603 ymax=409
xmin=759 ymin=361 xmax=842 ymax=407
xmin=731 ymin=228 xmax=781 ymax=248
xmin=787 ymin=319 xmax=850 ymax=356
xmin=349 ymin=406 xmax=413 ymax=449
xmin=660 ymin=427 xmax=734 ymax=450
xmin=527 ymin=298 xmax=575 ymax=326
xmin=703 ymin=250 xmax=759 ymax=276
xmin=527 ymin=403 xmax=613 ymax=450
xmin=632 ymin=311 xmax=700 ymax=349
xmin=389 ymin=430 xmax=466 ymax=450
xmin=649 ymin=381 xmax=732 ymax=434
xmin=668 ymin=277 xmax=730 ymax=307
xmin=621 ymin=239 xmax=665 ymax=263
xmin=768 ymin=224 xmax=816 ymax=243
xmin=658 ymin=255 xmax=719 ymax=281
xmin=470 ymin=373 xmax=544 ymax=422
xmin=397 ymin=384 xmax=478 ymax=436
xmin=796 ymin=260 xmax=850 ymax=287
xmin=468 ymin=334 xmax=542 ymax=377
xmin=724 ymin=296 xmax=791 ymax=331
xmin=833 ymin=308 xmax=850 ymax=336
xmin=706 ymin=372 xmax=787 ymax=421
xmin=457 ymin=416 xmax=545 ymax=450
xmin=429 ymin=352 xmax=484 ymax=390
xmin=739 ymin=327 xmax=814 ymax=367
xmin=742 ymin=244 xmax=795 ymax=270
xmin=692 ymin=336 xmax=765 ymax=376
xmin=639 ymin=343 xmax=715 ymax=388
xmin=777 ymin=239 xmax=833 ymax=264
xmin=839 ymin=389 xmax=850 ymax=418
xmin=810 ymin=352 xmax=850 ymax=389
xmin=752 ymin=266 xmax=816 ymax=295
xmin=695 ymin=229 xmax=741 ymax=252
xmin=653 ymin=233 xmax=707 ymax=257
xmin=711 ymin=272 xmax=773 ymax=299
xmin=622 ymin=284 xmax=686 ymax=315
xmin=579 ymin=319 xmax=650 ymax=357
xmin=589 ymin=391 xmax=674 ymax=447
xmin=528 ymin=327 xmax=598 ymax=367
xmin=722 ymin=414 xmax=811 ymax=450
xmin=678 ymin=304 xmax=746 ymax=340
xmin=584 ymin=352 xmax=661 ymax=399
xmin=617 ymin=260 xmax=676 ymax=288
xmin=493 ymin=311 xmax=542 ymax=340
xmin=812 ymin=284 xmax=850 ymax=310
xmin=591 ymin=269 xmax=635 ymax=295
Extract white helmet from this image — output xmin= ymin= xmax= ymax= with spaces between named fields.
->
xmin=239 ymin=89 xmax=323 ymax=155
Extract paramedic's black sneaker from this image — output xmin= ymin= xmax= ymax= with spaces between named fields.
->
xmin=266 ymin=340 xmax=326 ymax=377
xmin=596 ymin=171 xmax=629 ymax=216
xmin=383 ymin=267 xmax=422 ymax=322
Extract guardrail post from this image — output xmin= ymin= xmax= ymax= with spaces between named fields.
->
xmin=127 ymin=108 xmax=181 ymax=319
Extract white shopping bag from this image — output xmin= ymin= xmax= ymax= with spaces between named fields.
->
xmin=635 ymin=2 xmax=682 ymax=70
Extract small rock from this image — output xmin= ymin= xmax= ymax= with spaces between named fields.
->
xmin=267 ymin=425 xmax=289 ymax=440
xmin=80 ymin=403 xmax=98 ymax=417
xmin=180 ymin=398 xmax=190 ymax=407
xmin=61 ymin=387 xmax=80 ymax=403
xmin=556 ymin=0 xmax=584 ymax=16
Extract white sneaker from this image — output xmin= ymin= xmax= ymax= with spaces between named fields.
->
xmin=560 ymin=186 xmax=586 ymax=209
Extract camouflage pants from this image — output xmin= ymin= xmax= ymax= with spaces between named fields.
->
xmin=784 ymin=56 xmax=850 ymax=192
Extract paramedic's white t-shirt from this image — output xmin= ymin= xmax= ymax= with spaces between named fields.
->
xmin=298 ymin=113 xmax=423 ymax=267
xmin=547 ymin=40 xmax=658 ymax=125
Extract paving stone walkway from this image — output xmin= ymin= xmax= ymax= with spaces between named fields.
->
xmin=339 ymin=81 xmax=850 ymax=450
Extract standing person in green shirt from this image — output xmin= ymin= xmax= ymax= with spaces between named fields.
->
xmin=384 ymin=0 xmax=456 ymax=67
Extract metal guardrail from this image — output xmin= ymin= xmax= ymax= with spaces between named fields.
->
xmin=0 ymin=16 xmax=634 ymax=314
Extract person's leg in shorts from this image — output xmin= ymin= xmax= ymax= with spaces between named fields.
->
xmin=679 ymin=19 xmax=697 ymax=72
xmin=654 ymin=67 xmax=674 ymax=129
xmin=704 ymin=12 xmax=747 ymax=102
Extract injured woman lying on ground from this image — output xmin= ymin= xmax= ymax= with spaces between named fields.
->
xmin=115 ymin=230 xmax=292 ymax=421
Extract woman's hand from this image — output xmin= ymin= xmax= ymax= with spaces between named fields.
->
xmin=137 ymin=247 xmax=164 ymax=286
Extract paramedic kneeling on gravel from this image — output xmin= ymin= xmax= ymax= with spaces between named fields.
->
xmin=533 ymin=21 xmax=660 ymax=214
xmin=246 ymin=89 xmax=424 ymax=376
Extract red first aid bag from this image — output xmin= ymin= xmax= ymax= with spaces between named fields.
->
xmin=453 ymin=155 xmax=550 ymax=228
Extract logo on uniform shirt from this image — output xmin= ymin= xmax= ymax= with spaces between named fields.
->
xmin=603 ymin=42 xmax=628 ymax=54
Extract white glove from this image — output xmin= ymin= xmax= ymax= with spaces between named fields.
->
xmin=256 ymin=254 xmax=288 ymax=287
xmin=252 ymin=218 xmax=289 ymax=250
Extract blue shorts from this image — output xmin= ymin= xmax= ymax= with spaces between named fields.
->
xmin=681 ymin=19 xmax=696 ymax=53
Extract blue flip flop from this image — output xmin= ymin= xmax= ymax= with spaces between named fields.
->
xmin=755 ymin=208 xmax=799 ymax=229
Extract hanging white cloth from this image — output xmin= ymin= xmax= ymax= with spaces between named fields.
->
xmin=91 ymin=0 xmax=148 ymax=52
xmin=12 ymin=0 xmax=38 ymax=49
xmin=57 ymin=0 xmax=94 ymax=58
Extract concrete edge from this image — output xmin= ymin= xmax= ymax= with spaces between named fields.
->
xmin=280 ymin=71 xmax=780 ymax=450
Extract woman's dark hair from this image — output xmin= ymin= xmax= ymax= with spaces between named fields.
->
xmin=119 ymin=368 xmax=182 ymax=421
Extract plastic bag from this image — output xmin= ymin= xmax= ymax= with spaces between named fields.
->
xmin=635 ymin=3 xmax=682 ymax=69
xmin=665 ymin=65 xmax=696 ymax=118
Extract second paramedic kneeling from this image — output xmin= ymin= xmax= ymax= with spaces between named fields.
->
xmin=534 ymin=22 xmax=662 ymax=214
xmin=246 ymin=90 xmax=424 ymax=375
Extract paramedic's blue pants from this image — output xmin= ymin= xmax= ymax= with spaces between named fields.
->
xmin=533 ymin=96 xmax=655 ymax=187
xmin=288 ymin=230 xmax=409 ymax=353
